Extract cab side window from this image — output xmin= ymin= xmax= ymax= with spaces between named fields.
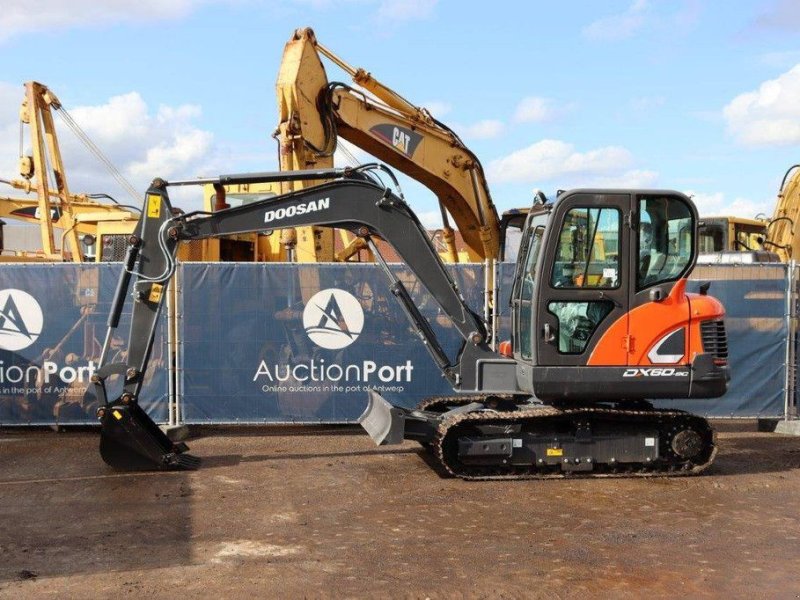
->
xmin=638 ymin=197 xmax=693 ymax=289
xmin=550 ymin=207 xmax=620 ymax=289
xmin=518 ymin=226 xmax=544 ymax=360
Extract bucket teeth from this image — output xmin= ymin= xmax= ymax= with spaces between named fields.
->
xmin=166 ymin=452 xmax=202 ymax=470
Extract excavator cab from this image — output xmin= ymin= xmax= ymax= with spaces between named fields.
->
xmin=510 ymin=190 xmax=727 ymax=401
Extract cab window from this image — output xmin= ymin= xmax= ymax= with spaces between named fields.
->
xmin=550 ymin=207 xmax=620 ymax=289
xmin=517 ymin=226 xmax=544 ymax=360
xmin=638 ymin=197 xmax=693 ymax=289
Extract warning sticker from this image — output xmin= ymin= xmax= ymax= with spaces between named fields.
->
xmin=147 ymin=194 xmax=161 ymax=218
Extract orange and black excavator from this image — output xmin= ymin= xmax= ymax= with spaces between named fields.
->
xmin=92 ymin=165 xmax=729 ymax=479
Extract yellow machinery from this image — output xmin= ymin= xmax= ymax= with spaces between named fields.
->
xmin=697 ymin=165 xmax=800 ymax=262
xmin=1 ymin=81 xmax=322 ymax=265
xmin=0 ymin=81 xmax=139 ymax=262
xmin=197 ymin=182 xmax=307 ymax=262
xmin=763 ymin=164 xmax=800 ymax=262
xmin=272 ymin=27 xmax=501 ymax=263
xmin=697 ymin=216 xmax=768 ymax=254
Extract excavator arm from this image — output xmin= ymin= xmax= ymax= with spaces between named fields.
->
xmin=276 ymin=28 xmax=501 ymax=262
xmin=93 ymin=166 xmax=513 ymax=470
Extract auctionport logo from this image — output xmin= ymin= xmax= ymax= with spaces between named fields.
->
xmin=302 ymin=288 xmax=364 ymax=350
xmin=0 ymin=289 xmax=43 ymax=352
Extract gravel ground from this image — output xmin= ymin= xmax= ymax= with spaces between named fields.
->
xmin=0 ymin=421 xmax=799 ymax=599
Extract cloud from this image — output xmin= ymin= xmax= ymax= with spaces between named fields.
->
xmin=421 ymin=100 xmax=451 ymax=118
xmin=0 ymin=83 xmax=220 ymax=209
xmin=722 ymin=64 xmax=800 ymax=146
xmin=334 ymin=138 xmax=373 ymax=167
xmin=417 ymin=210 xmax=442 ymax=230
xmin=513 ymin=97 xmax=562 ymax=124
xmin=0 ymin=83 xmax=21 ymax=182
xmin=630 ymin=95 xmax=665 ymax=113
xmin=586 ymin=169 xmax=659 ymax=189
xmin=687 ymin=191 xmax=773 ymax=219
xmin=487 ymin=139 xmax=656 ymax=188
xmin=376 ymin=0 xmax=438 ymax=21
xmin=758 ymin=50 xmax=800 ymax=69
xmin=0 ymin=0 xmax=437 ymax=43
xmin=747 ymin=0 xmax=800 ymax=33
xmin=456 ymin=119 xmax=504 ymax=140
xmin=582 ymin=0 xmax=649 ymax=41
xmin=582 ymin=0 xmax=700 ymax=42
xmin=0 ymin=0 xmax=212 ymax=42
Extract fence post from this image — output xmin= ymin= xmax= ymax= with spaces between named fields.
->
xmin=166 ymin=268 xmax=176 ymax=428
xmin=776 ymin=261 xmax=800 ymax=435
xmin=175 ymin=264 xmax=183 ymax=427
xmin=160 ymin=262 xmax=189 ymax=440
xmin=784 ymin=261 xmax=796 ymax=421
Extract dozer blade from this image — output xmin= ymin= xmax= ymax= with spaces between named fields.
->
xmin=99 ymin=402 xmax=200 ymax=471
xmin=358 ymin=390 xmax=408 ymax=445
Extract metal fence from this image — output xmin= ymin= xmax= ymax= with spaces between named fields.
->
xmin=0 ymin=261 xmax=796 ymax=426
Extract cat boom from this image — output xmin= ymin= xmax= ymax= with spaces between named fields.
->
xmin=92 ymin=165 xmax=728 ymax=478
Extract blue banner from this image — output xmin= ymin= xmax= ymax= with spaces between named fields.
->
xmin=179 ymin=262 xmax=788 ymax=422
xmin=0 ymin=262 xmax=789 ymax=425
xmin=0 ymin=264 xmax=168 ymax=425
xmin=178 ymin=263 xmax=485 ymax=422
xmin=660 ymin=266 xmax=788 ymax=417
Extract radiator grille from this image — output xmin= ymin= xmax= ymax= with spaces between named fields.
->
xmin=700 ymin=319 xmax=728 ymax=359
xmin=99 ymin=234 xmax=129 ymax=262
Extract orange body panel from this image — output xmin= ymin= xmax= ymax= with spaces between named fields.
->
xmin=587 ymin=279 xmax=725 ymax=367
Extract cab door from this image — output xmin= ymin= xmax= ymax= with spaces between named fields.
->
xmin=629 ymin=193 xmax=697 ymax=367
xmin=535 ymin=193 xmax=631 ymax=367
xmin=511 ymin=214 xmax=546 ymax=360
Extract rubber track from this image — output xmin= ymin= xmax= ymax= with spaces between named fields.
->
xmin=430 ymin=403 xmax=717 ymax=481
xmin=415 ymin=395 xmax=519 ymax=413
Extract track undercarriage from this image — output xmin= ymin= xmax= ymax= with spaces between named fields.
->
xmin=359 ymin=392 xmax=716 ymax=480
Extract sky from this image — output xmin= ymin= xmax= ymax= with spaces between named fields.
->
xmin=0 ymin=0 xmax=799 ymax=227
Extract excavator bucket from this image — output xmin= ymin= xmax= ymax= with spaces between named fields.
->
xmin=99 ymin=402 xmax=200 ymax=471
xmin=357 ymin=390 xmax=409 ymax=445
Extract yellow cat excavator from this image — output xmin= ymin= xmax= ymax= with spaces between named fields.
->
xmin=762 ymin=164 xmax=800 ymax=262
xmin=273 ymin=27 xmax=503 ymax=264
